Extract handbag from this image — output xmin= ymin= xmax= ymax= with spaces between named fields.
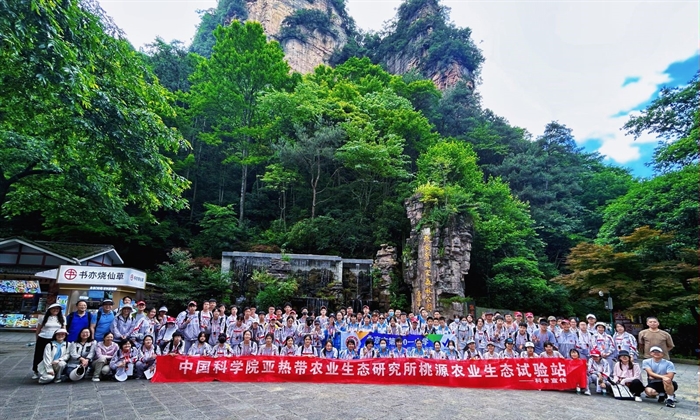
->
xmin=607 ymin=378 xmax=634 ymax=400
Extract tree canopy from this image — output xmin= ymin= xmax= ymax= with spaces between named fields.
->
xmin=2 ymin=1 xmax=696 ymax=344
xmin=0 ymin=0 xmax=188 ymax=232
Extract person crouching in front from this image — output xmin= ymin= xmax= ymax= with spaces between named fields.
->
xmin=37 ymin=328 xmax=69 ymax=384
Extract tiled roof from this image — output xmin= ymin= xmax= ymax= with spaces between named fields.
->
xmin=33 ymin=240 xmax=114 ymax=260
xmin=0 ymin=237 xmax=122 ymax=264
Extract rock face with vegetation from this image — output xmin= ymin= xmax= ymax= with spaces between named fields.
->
xmin=248 ymin=0 xmax=350 ymax=73
xmin=191 ymin=0 xmax=480 ymax=89
xmin=403 ymin=195 xmax=472 ymax=316
xmin=191 ymin=0 xmax=351 ymax=73
xmin=373 ymin=0 xmax=483 ymax=90
xmin=373 ymin=244 xmax=399 ymax=309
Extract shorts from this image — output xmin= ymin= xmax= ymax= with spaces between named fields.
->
xmin=646 ymin=380 xmax=678 ymax=393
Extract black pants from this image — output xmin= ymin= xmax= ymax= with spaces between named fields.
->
xmin=32 ymin=336 xmax=52 ymax=372
xmin=625 ymin=379 xmax=646 ymax=396
xmin=646 ymin=379 xmax=678 ymax=394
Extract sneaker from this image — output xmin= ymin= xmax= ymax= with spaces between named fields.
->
xmin=31 ymin=372 xmax=39 ymax=380
xmin=584 ymin=389 xmax=591 ymax=396
xmin=665 ymin=399 xmax=676 ymax=408
xmin=92 ymin=376 xmax=100 ymax=382
xmin=53 ymin=378 xmax=62 ymax=383
xmin=634 ymin=396 xmax=643 ymax=402
xmin=658 ymin=394 xmax=667 ymax=403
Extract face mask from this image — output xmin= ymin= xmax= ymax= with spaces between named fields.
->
xmin=388 ymin=312 xmax=394 ymax=318
xmin=449 ymin=345 xmax=455 ymax=350
xmin=461 ymin=321 xmax=467 ymax=325
xmin=380 ymin=344 xmax=386 ymax=349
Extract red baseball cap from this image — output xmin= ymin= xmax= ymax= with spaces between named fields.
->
xmin=136 ymin=301 xmax=146 ymax=306
xmin=514 ymin=311 xmax=522 ymax=317
xmin=525 ymin=312 xmax=534 ymax=317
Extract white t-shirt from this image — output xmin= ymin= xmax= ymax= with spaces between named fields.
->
xmin=38 ymin=315 xmax=63 ymax=339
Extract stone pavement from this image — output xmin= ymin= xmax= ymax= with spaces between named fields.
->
xmin=1 ymin=331 xmax=697 ymax=420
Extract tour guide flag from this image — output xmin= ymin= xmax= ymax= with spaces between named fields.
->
xmin=153 ymin=356 xmax=587 ymax=390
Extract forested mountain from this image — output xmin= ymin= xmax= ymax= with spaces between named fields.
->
xmin=1 ymin=0 xmax=697 ymax=337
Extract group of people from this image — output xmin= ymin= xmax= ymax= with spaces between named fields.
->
xmin=30 ymin=297 xmax=680 ymax=408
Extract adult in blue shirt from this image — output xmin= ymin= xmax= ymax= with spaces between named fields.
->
xmin=531 ymin=319 xmax=556 ymax=354
xmin=66 ymin=300 xmax=94 ymax=342
xmin=642 ymin=346 xmax=678 ymax=408
xmin=91 ymin=299 xmax=115 ymax=342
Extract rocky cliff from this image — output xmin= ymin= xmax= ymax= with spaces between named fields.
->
xmin=191 ymin=0 xmax=482 ymax=89
xmin=246 ymin=0 xmax=349 ymax=74
xmin=375 ymin=0 xmax=482 ymax=90
xmin=403 ymin=194 xmax=472 ymax=317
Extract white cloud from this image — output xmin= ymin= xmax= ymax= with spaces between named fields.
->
xmin=347 ymin=0 xmax=698 ymax=165
xmin=97 ymin=0 xmax=699 ymax=167
xmin=98 ymin=0 xmax=217 ymax=48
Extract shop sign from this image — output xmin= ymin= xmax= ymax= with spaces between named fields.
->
xmin=0 ymin=280 xmax=41 ymax=294
xmin=57 ymin=265 xmax=146 ymax=290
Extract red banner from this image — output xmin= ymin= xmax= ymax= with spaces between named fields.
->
xmin=153 ymin=356 xmax=587 ymax=390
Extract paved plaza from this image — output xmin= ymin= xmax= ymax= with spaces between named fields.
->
xmin=1 ymin=331 xmax=697 ymax=420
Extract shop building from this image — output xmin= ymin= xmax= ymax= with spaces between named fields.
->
xmin=0 ymin=237 xmax=145 ymax=330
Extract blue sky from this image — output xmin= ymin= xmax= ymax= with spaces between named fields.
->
xmin=583 ymin=54 xmax=699 ymax=178
xmin=98 ymin=0 xmax=698 ymax=178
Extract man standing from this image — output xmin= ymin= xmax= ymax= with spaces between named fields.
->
xmin=586 ymin=314 xmax=597 ymax=332
xmin=91 ymin=299 xmax=115 ymax=343
xmin=177 ymin=301 xmax=201 ymax=353
xmin=66 ymin=300 xmax=93 ymax=342
xmin=642 ymin=346 xmax=678 ymax=408
xmin=532 ymin=319 xmax=557 ymax=354
xmin=556 ymin=319 xmax=577 ymax=358
xmin=638 ymin=317 xmax=675 ymax=360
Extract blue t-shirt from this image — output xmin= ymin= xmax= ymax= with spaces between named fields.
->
xmin=93 ymin=310 xmax=115 ymax=342
xmin=642 ymin=358 xmax=676 ymax=381
xmin=67 ymin=311 xmax=93 ymax=342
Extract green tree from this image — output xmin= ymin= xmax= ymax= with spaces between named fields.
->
xmin=277 ymin=121 xmax=344 ymax=219
xmin=192 ymin=203 xmax=245 ymax=258
xmin=151 ymin=248 xmax=233 ymax=310
xmin=259 ymin=164 xmax=298 ymax=228
xmin=253 ymin=270 xmax=298 ymax=310
xmin=188 ymin=20 xmax=291 ymax=223
xmin=141 ymin=38 xmax=198 ymax=93
xmin=413 ymin=141 xmax=563 ymax=313
xmin=190 ymin=0 xmax=248 ymax=57
xmin=623 ymin=72 xmax=699 ymax=172
xmin=598 ymin=164 xmax=698 ymax=250
xmin=0 ymin=0 xmax=189 ymax=230
xmin=494 ymin=122 xmax=618 ymax=266
xmin=555 ymin=227 xmax=699 ymax=326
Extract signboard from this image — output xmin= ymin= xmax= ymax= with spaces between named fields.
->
xmin=57 ymin=265 xmax=146 ymax=290
xmin=0 ymin=280 xmax=41 ymax=294
xmin=56 ymin=295 xmax=69 ymax=313
xmin=153 ymin=356 xmax=588 ymax=390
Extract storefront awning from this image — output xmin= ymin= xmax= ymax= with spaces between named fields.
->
xmin=0 ymin=280 xmax=42 ymax=294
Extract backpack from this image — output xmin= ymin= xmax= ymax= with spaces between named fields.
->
xmin=95 ymin=310 xmax=104 ymax=326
